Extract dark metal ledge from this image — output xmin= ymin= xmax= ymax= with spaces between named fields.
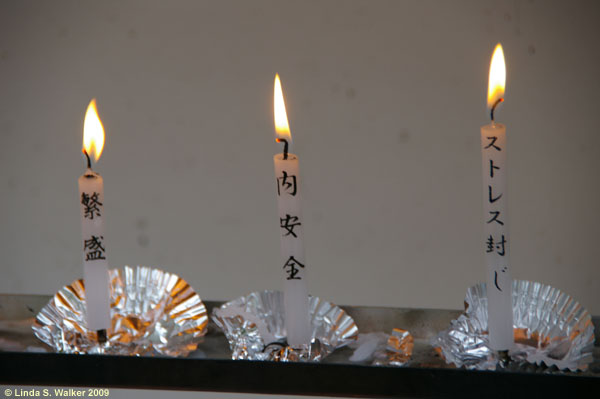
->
xmin=1 ymin=294 xmax=599 ymax=398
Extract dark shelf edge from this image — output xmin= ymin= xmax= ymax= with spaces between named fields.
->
xmin=1 ymin=352 xmax=599 ymax=398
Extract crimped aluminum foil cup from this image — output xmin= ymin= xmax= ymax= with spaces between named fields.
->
xmin=433 ymin=280 xmax=594 ymax=371
xmin=212 ymin=290 xmax=358 ymax=361
xmin=33 ymin=265 xmax=208 ymax=356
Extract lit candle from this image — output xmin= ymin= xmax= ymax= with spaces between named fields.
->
xmin=273 ymin=74 xmax=311 ymax=347
xmin=481 ymin=44 xmax=514 ymax=350
xmin=79 ymin=99 xmax=111 ymax=341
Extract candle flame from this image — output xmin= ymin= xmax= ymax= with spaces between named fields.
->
xmin=487 ymin=43 xmax=506 ymax=109
xmin=274 ymin=74 xmax=291 ymax=141
xmin=83 ymin=98 xmax=105 ymax=162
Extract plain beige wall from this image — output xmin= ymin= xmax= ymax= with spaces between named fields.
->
xmin=1 ymin=0 xmax=599 ymax=319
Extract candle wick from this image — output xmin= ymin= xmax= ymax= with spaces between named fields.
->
xmin=83 ymin=149 xmax=92 ymax=170
xmin=276 ymin=138 xmax=289 ymax=160
xmin=490 ymin=98 xmax=504 ymax=122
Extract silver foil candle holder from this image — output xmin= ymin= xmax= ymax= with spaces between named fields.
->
xmin=212 ymin=290 xmax=358 ymax=362
xmin=33 ymin=265 xmax=208 ymax=356
xmin=433 ymin=280 xmax=594 ymax=371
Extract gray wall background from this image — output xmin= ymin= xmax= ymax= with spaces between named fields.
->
xmin=1 ymin=0 xmax=599 ymax=320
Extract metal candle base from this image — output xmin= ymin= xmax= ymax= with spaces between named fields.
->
xmin=33 ymin=265 xmax=208 ymax=356
xmin=433 ymin=280 xmax=595 ymax=371
xmin=212 ymin=290 xmax=358 ymax=362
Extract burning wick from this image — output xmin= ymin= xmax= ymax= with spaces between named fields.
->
xmin=490 ymin=98 xmax=504 ymax=122
xmin=83 ymin=148 xmax=92 ymax=170
xmin=276 ymin=138 xmax=289 ymax=160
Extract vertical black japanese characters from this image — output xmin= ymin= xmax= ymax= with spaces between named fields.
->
xmin=79 ymin=99 xmax=111 ymax=337
xmin=481 ymin=44 xmax=514 ymax=351
xmin=273 ymin=74 xmax=311 ymax=347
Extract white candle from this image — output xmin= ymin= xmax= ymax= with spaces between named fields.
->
xmin=79 ymin=99 xmax=111 ymax=333
xmin=273 ymin=74 xmax=311 ymax=347
xmin=481 ymin=44 xmax=513 ymax=350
